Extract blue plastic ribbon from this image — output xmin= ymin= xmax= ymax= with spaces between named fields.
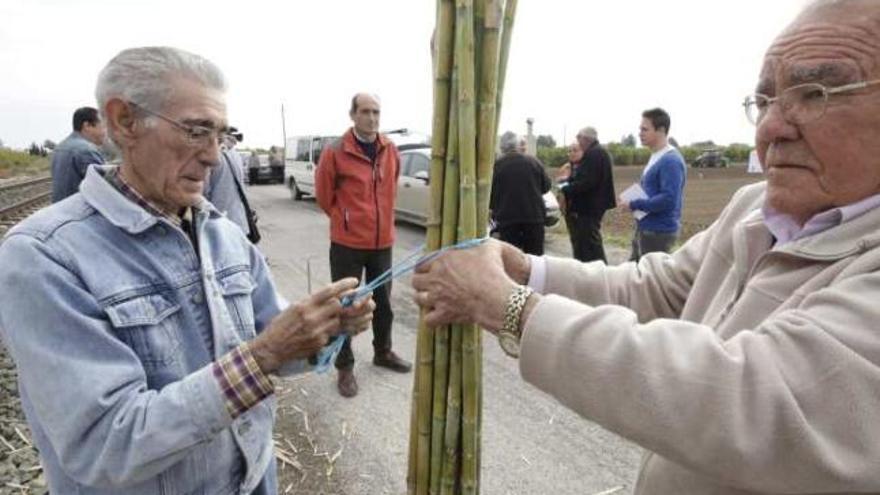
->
xmin=313 ymin=237 xmax=488 ymax=373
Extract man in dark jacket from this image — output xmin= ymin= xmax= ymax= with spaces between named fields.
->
xmin=561 ymin=126 xmax=616 ymax=263
xmin=490 ymin=133 xmax=551 ymax=255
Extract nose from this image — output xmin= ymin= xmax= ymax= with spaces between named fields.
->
xmin=756 ymin=102 xmax=800 ymax=145
xmin=198 ymin=137 xmax=223 ymax=167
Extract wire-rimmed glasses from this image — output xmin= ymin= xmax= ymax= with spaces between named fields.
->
xmin=743 ymin=79 xmax=880 ymax=125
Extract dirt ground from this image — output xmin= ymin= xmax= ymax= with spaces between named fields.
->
xmin=601 ymin=164 xmax=764 ymax=244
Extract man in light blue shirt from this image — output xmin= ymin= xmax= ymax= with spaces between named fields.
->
xmin=0 ymin=46 xmax=374 ymax=495
xmin=204 ymin=127 xmax=257 ymax=241
xmin=50 ymin=106 xmax=106 ymax=202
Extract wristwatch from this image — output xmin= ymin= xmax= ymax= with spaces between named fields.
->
xmin=497 ymin=285 xmax=534 ymax=358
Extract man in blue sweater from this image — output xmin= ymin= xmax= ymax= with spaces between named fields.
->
xmin=622 ymin=108 xmax=686 ymax=261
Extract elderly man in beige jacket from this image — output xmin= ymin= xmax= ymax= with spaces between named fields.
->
xmin=412 ymin=1 xmax=880 ymax=493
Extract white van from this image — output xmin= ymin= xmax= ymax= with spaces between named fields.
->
xmin=284 ymin=135 xmax=338 ymax=200
xmin=284 ymin=130 xmax=428 ymax=200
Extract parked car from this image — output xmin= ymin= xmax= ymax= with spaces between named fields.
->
xmin=692 ymin=149 xmax=729 ymax=168
xmin=285 ymin=135 xmax=339 ymax=200
xmin=238 ymin=150 xmax=254 ymax=184
xmin=284 ymin=130 xmax=428 ymax=201
xmin=248 ymin=153 xmax=284 ymax=184
xmin=395 ymin=145 xmax=560 ymax=229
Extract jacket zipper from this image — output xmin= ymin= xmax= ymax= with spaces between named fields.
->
xmin=372 ymin=154 xmax=380 ymax=248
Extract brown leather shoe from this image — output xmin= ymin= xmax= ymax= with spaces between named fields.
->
xmin=373 ymin=350 xmax=412 ymax=373
xmin=337 ymin=369 xmax=358 ymax=398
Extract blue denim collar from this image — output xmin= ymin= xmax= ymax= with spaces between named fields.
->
xmin=79 ymin=165 xmax=218 ymax=234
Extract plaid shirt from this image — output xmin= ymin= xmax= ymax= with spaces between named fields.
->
xmin=103 ymin=166 xmax=274 ymax=418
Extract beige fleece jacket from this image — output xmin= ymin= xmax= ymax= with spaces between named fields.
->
xmin=520 ymin=182 xmax=880 ymax=494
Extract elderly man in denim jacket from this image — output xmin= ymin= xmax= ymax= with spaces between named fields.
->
xmin=0 ymin=47 xmax=374 ymax=495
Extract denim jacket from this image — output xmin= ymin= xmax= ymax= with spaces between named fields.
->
xmin=204 ymin=150 xmax=250 ymax=237
xmin=0 ymin=166 xmax=289 ymax=494
xmin=50 ymin=131 xmax=105 ymax=202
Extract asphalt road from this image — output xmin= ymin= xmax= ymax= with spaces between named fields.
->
xmin=249 ymin=183 xmax=640 ymax=495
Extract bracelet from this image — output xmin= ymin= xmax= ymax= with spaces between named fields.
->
xmin=498 ymin=285 xmax=534 ymax=358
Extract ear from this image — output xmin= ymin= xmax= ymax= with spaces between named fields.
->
xmin=105 ymin=98 xmax=139 ymax=143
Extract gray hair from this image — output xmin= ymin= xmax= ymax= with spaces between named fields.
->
xmin=577 ymin=126 xmax=598 ymax=141
xmin=799 ymin=0 xmax=880 ymax=22
xmin=500 ymin=133 xmax=519 ymax=153
xmin=95 ymin=47 xmax=226 ymax=140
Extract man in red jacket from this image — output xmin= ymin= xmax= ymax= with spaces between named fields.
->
xmin=315 ymin=93 xmax=412 ymax=397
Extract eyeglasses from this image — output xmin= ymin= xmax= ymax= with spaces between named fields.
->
xmin=129 ymin=101 xmax=229 ymax=148
xmin=743 ymin=79 xmax=880 ymax=126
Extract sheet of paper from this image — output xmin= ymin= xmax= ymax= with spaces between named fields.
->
xmin=620 ymin=183 xmax=648 ymax=220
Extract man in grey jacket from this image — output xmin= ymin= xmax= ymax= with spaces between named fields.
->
xmin=204 ymin=128 xmax=257 ymax=241
xmin=51 ymin=106 xmax=106 ymax=202
xmin=412 ymin=1 xmax=880 ymax=493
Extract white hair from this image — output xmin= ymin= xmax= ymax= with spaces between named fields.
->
xmin=800 ymin=0 xmax=880 ymax=21
xmin=577 ymin=126 xmax=598 ymax=141
xmin=500 ymin=132 xmax=519 ymax=153
xmin=95 ymin=47 xmax=226 ymax=142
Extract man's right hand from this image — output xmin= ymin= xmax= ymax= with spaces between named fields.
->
xmin=499 ymin=240 xmax=531 ymax=285
xmin=249 ymin=277 xmax=360 ymax=374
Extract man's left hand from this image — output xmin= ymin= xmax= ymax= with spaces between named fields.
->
xmin=340 ymin=291 xmax=375 ymax=335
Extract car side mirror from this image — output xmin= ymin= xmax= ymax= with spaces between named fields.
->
xmin=414 ymin=170 xmax=430 ymax=184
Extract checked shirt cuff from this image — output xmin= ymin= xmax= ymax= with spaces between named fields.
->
xmin=212 ymin=342 xmax=275 ymax=419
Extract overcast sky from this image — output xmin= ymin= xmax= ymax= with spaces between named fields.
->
xmin=0 ymin=0 xmax=808 ymax=150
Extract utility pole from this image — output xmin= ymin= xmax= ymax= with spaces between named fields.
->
xmin=281 ymin=103 xmax=287 ymax=154
xmin=526 ymin=117 xmax=536 ymax=155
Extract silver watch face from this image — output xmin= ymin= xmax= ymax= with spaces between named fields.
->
xmin=498 ymin=332 xmax=520 ymax=358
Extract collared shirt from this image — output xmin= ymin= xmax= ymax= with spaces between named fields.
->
xmin=763 ymin=192 xmax=880 ymax=247
xmin=104 ymin=168 xmax=203 ymax=256
xmin=102 ymin=166 xmax=273 ymax=418
xmin=0 ymin=166 xmax=287 ymax=494
xmin=103 ymin=167 xmax=177 ymax=223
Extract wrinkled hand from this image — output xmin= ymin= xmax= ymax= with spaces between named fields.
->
xmin=250 ymin=277 xmax=359 ymax=374
xmin=498 ymin=240 xmax=531 ymax=285
xmin=412 ymin=238 xmax=517 ymax=332
xmin=340 ymin=290 xmax=375 ymax=335
xmin=618 ymin=198 xmax=632 ymax=211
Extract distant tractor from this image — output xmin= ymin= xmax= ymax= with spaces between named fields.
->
xmin=692 ymin=148 xmax=730 ymax=168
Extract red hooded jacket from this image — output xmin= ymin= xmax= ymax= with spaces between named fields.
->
xmin=315 ymin=129 xmax=400 ymax=249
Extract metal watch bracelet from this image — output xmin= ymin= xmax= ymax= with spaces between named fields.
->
xmin=501 ymin=285 xmax=534 ymax=341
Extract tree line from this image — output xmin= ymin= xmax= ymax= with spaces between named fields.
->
xmin=531 ymin=133 xmax=753 ymax=168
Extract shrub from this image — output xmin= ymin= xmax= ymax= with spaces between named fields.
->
xmin=536 ymin=146 xmax=569 ymax=168
xmin=0 ymin=148 xmax=50 ymax=178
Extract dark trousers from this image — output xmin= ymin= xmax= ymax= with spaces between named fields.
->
xmin=497 ymin=222 xmax=545 ymax=255
xmin=329 ymin=243 xmax=394 ymax=370
xmin=568 ymin=211 xmax=606 ymax=263
xmin=629 ymin=228 xmax=678 ymax=262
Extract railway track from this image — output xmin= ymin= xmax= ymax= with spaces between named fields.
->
xmin=0 ymin=175 xmax=50 ymax=494
xmin=0 ymin=176 xmax=51 ymax=237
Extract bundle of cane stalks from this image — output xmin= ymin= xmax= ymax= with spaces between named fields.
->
xmin=407 ymin=1 xmax=518 ymax=493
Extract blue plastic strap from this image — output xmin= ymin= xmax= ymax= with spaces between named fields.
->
xmin=312 ymin=237 xmax=488 ymax=374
